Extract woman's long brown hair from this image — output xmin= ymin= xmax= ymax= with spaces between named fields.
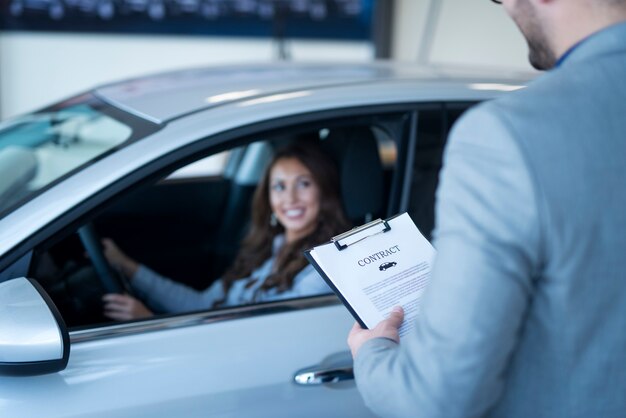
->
xmin=218 ymin=141 xmax=350 ymax=304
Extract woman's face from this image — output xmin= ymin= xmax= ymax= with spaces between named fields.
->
xmin=269 ymin=157 xmax=321 ymax=243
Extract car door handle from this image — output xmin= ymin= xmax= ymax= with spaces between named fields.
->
xmin=293 ymin=366 xmax=354 ymax=385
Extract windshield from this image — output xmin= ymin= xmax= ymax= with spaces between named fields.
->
xmin=0 ymin=95 xmax=154 ymax=217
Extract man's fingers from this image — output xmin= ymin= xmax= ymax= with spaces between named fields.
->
xmin=386 ymin=306 xmax=404 ymax=328
xmin=347 ymin=322 xmax=363 ymax=345
xmin=350 ymin=322 xmax=363 ymax=333
xmin=370 ymin=306 xmax=404 ymax=343
xmin=348 ymin=322 xmax=368 ymax=358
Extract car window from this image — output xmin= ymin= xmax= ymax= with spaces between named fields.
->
xmin=165 ymin=151 xmax=231 ymax=180
xmin=26 ymin=112 xmax=407 ymax=330
xmin=0 ymin=94 xmax=158 ymax=219
xmin=407 ymin=103 xmax=477 ymax=241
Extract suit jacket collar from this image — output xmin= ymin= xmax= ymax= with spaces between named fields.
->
xmin=561 ymin=20 xmax=626 ymax=67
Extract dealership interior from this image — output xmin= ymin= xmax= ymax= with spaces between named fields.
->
xmin=0 ymin=0 xmax=533 ymax=119
xmin=3 ymin=1 xmax=624 ymax=417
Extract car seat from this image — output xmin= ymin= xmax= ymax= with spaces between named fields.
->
xmin=322 ymin=126 xmax=385 ymax=226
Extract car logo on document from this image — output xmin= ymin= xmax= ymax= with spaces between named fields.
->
xmin=379 ymin=261 xmax=397 ymax=271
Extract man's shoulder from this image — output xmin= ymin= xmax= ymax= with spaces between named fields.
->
xmin=485 ymin=71 xmax=566 ymax=112
xmin=487 ymin=56 xmax=617 ymax=115
xmin=446 ymin=73 xmax=567 ymax=165
xmin=458 ymin=68 xmax=583 ymax=136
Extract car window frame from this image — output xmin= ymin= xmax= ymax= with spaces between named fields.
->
xmin=0 ymin=103 xmax=416 ymax=272
xmin=1 ymin=102 xmax=432 ymax=342
xmin=400 ymin=102 xmax=480 ymax=239
xmin=0 ymin=93 xmax=163 ymax=221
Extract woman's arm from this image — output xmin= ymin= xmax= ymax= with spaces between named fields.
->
xmin=289 ymin=265 xmax=333 ymax=297
xmin=102 ymin=238 xmax=139 ymax=278
xmin=253 ymin=264 xmax=332 ymax=303
xmin=101 ymin=238 xmax=225 ymax=317
xmin=132 ymin=265 xmax=225 ymax=314
xmin=102 ymin=268 xmax=225 ymax=321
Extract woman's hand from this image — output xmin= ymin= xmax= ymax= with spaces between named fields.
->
xmin=101 ymin=238 xmax=139 ymax=278
xmin=102 ymin=293 xmax=153 ymax=321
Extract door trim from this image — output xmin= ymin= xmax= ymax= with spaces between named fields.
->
xmin=70 ymin=294 xmax=341 ymax=343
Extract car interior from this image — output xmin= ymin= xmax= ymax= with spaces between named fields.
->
xmin=27 ymin=112 xmax=411 ymax=329
xmin=18 ymin=102 xmax=474 ymax=330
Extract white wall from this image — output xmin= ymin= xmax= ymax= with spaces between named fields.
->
xmin=0 ymin=33 xmax=372 ymax=119
xmin=392 ymin=0 xmax=532 ymax=70
xmin=0 ymin=0 xmax=534 ymax=120
xmin=391 ymin=0 xmax=432 ymax=63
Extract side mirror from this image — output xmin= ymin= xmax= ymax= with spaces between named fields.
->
xmin=0 ymin=278 xmax=70 ymax=376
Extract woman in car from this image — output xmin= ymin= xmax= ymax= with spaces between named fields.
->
xmin=102 ymin=142 xmax=350 ymax=321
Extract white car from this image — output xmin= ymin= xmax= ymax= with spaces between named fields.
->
xmin=0 ymin=63 xmax=527 ymax=417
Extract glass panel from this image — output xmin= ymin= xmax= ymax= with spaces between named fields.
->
xmin=0 ymin=103 xmax=132 ymax=215
xmin=28 ymin=111 xmax=407 ymax=329
xmin=166 ymin=151 xmax=231 ymax=180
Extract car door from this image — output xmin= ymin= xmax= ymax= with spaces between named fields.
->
xmin=0 ymin=108 xmax=414 ymax=417
xmin=1 ymin=297 xmax=366 ymax=418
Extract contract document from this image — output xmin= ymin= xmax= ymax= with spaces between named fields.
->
xmin=305 ymin=213 xmax=435 ymax=336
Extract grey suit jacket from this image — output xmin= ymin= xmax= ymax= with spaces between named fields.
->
xmin=355 ymin=22 xmax=626 ymax=418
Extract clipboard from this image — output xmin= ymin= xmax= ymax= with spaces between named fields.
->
xmin=331 ymin=217 xmax=392 ymax=251
xmin=304 ymin=214 xmax=405 ymax=330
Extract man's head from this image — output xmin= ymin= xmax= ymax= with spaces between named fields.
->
xmin=505 ymin=0 xmax=556 ymax=70
xmin=498 ymin=0 xmax=626 ymax=70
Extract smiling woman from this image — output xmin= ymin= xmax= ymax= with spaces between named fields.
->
xmin=218 ymin=142 xmax=351 ymax=303
xmin=101 ymin=141 xmax=350 ymax=320
xmin=269 ymin=157 xmax=321 ymax=243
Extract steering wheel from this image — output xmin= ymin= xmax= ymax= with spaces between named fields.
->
xmin=77 ymin=224 xmax=133 ymax=295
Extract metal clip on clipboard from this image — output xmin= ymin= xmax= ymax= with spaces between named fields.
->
xmin=331 ymin=218 xmax=391 ymax=251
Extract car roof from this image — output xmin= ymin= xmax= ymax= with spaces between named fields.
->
xmin=0 ymin=62 xmax=532 ymax=261
xmin=94 ymin=62 xmax=532 ymax=124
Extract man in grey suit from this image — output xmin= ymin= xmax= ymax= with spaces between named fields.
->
xmin=348 ymin=0 xmax=626 ymax=417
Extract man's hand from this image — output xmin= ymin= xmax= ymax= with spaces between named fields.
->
xmin=347 ymin=306 xmax=404 ymax=358
xmin=102 ymin=293 xmax=153 ymax=321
